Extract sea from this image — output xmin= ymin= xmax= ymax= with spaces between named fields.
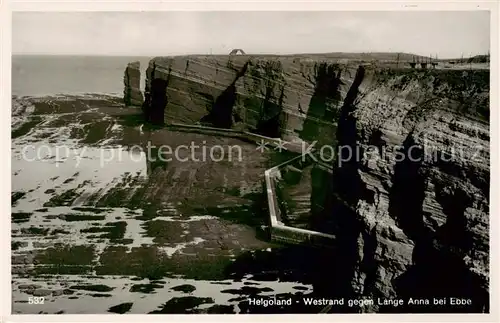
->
xmin=12 ymin=55 xmax=152 ymax=97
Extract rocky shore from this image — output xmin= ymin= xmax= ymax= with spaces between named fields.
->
xmin=12 ymin=54 xmax=490 ymax=313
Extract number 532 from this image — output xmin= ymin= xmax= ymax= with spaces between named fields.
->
xmin=28 ymin=296 xmax=45 ymax=304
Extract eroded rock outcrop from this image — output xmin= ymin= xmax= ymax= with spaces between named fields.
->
xmin=123 ymin=61 xmax=143 ymax=107
xmin=329 ymin=68 xmax=490 ymax=312
xmin=127 ymin=55 xmax=489 ymax=312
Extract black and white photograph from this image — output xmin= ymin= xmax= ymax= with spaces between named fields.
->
xmin=8 ymin=8 xmax=492 ymax=315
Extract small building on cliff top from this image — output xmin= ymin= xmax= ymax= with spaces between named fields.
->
xmin=229 ymin=49 xmax=246 ymax=55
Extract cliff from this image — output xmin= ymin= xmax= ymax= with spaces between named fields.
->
xmin=323 ymin=67 xmax=489 ymax=313
xmin=138 ymin=55 xmax=490 ymax=312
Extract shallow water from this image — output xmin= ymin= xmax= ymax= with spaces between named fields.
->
xmin=11 ymin=94 xmax=318 ymax=314
xmin=12 ymin=275 xmax=312 ymax=314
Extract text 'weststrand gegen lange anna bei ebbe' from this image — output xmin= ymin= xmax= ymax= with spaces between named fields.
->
xmin=247 ymin=297 xmax=474 ymax=308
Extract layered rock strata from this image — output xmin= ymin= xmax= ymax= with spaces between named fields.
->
xmin=123 ymin=61 xmax=143 ymax=107
xmin=135 ymin=55 xmax=489 ymax=312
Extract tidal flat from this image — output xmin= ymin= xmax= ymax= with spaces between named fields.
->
xmin=11 ymin=95 xmax=321 ymax=314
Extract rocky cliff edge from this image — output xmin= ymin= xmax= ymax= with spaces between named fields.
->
xmin=137 ymin=55 xmax=489 ymax=312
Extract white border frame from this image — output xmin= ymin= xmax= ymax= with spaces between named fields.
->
xmin=1 ymin=1 xmax=498 ymax=322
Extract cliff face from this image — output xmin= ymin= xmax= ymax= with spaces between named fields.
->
xmin=123 ymin=61 xmax=143 ymax=107
xmin=330 ymin=68 xmax=489 ymax=312
xmin=139 ymin=55 xmax=489 ymax=312
xmin=143 ymin=55 xmax=355 ymax=144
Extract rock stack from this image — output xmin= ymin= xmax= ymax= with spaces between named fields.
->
xmin=123 ymin=61 xmax=143 ymax=107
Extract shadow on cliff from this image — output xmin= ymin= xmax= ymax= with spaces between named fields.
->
xmin=142 ymin=62 xmax=172 ymax=126
xmin=292 ymin=66 xmax=371 ymax=310
xmin=306 ymin=64 xmax=360 ymax=235
xmin=252 ymin=61 xmax=287 ymax=138
xmin=387 ymin=134 xmax=427 ymax=241
xmin=319 ymin=66 xmax=370 ymax=303
xmin=293 ymin=63 xmax=349 ymax=234
xmin=309 ymin=165 xmax=335 ymax=233
xmin=299 ymin=63 xmax=343 ymax=145
xmin=254 ymin=86 xmax=285 ymax=138
xmin=200 ymin=62 xmax=249 ymax=128
xmin=387 ymin=134 xmax=489 ymax=313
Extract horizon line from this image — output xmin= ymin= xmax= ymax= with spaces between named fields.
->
xmin=12 ymin=51 xmax=490 ymax=61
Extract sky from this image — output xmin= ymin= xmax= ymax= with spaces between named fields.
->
xmin=12 ymin=11 xmax=490 ymax=58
